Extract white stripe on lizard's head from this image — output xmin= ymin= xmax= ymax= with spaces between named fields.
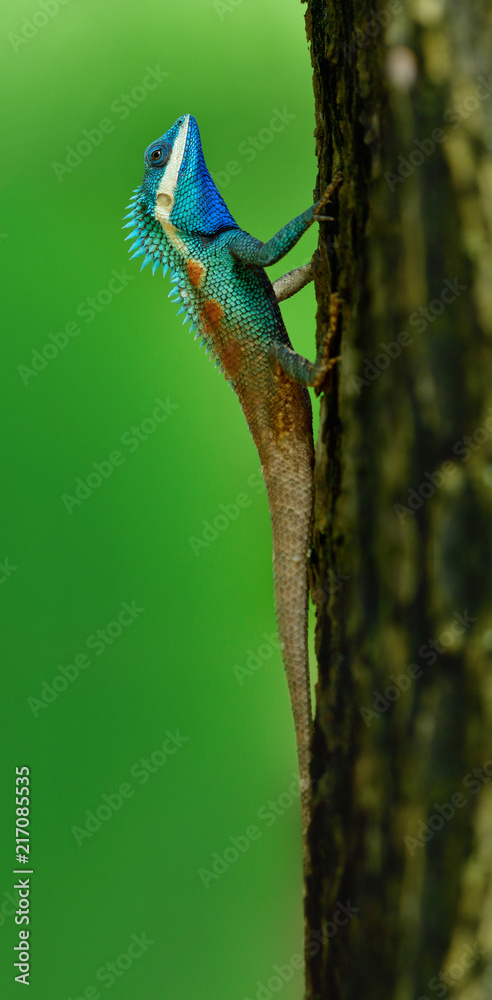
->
xmin=136 ymin=114 xmax=239 ymax=251
xmin=155 ymin=114 xmax=190 ymax=223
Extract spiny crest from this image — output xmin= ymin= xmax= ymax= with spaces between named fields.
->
xmin=123 ymin=189 xmax=167 ymax=273
xmin=123 ymin=184 xmax=226 ymax=379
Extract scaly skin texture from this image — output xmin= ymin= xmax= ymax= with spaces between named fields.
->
xmin=124 ymin=114 xmax=340 ymax=890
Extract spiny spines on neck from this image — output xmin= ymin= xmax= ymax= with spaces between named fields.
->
xmin=123 ymin=190 xmax=165 ymax=269
xmin=123 ymin=189 xmax=223 ymax=373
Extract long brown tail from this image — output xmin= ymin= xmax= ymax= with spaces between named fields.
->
xmin=260 ymin=414 xmax=314 ymax=879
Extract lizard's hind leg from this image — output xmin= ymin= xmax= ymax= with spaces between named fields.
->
xmin=270 ymin=291 xmax=343 ymax=394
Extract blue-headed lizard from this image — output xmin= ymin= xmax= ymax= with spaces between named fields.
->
xmin=124 ymin=113 xmax=341 ymax=970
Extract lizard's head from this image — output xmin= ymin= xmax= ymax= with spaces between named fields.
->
xmin=124 ymin=115 xmax=239 ymax=273
xmin=139 ymin=114 xmax=238 ymax=236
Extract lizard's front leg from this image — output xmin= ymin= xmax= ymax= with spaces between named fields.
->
xmin=231 ymin=174 xmax=343 ymax=391
xmin=271 ymin=175 xmax=339 ymax=302
xmin=229 ymin=173 xmax=341 ymax=267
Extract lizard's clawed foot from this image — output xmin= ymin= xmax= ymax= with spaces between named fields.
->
xmin=314 ymin=171 xmax=343 ymax=220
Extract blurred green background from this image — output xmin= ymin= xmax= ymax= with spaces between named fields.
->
xmin=0 ymin=1 xmax=322 ymax=997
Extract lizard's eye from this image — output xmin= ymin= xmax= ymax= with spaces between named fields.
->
xmin=145 ymin=143 xmax=171 ymax=168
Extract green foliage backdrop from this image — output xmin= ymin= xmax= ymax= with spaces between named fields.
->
xmin=0 ymin=1 xmax=321 ymax=997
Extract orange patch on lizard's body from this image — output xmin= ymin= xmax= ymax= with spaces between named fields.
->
xmin=199 ymin=298 xmax=245 ymax=381
xmin=199 ymin=297 xmax=223 ymax=349
xmin=186 ymin=258 xmax=205 ymax=287
xmin=221 ymin=341 xmax=246 ymax=380
xmin=201 ymin=298 xmax=223 ymax=327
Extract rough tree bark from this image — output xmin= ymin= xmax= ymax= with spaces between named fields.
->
xmin=303 ymin=2 xmax=492 ymax=999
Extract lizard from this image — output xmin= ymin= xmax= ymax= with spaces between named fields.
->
xmin=123 ymin=112 xmax=341 ymax=890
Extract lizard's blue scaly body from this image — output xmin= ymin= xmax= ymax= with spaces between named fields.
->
xmin=125 ymin=114 xmax=340 ymax=886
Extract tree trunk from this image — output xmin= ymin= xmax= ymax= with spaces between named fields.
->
xmin=303 ymin=1 xmax=492 ymax=998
